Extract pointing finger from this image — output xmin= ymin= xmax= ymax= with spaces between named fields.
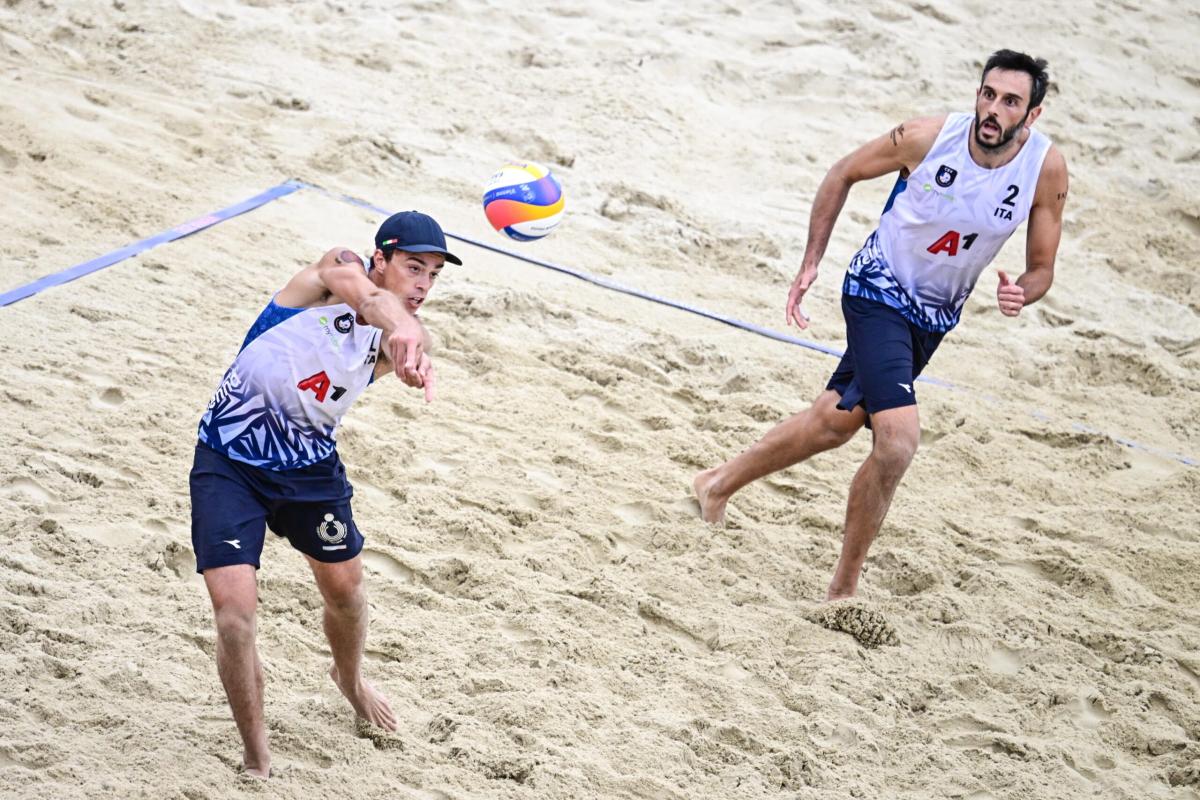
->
xmin=423 ymin=364 xmax=436 ymax=403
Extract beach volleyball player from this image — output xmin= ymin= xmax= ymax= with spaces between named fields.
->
xmin=190 ymin=211 xmax=460 ymax=778
xmin=694 ymin=50 xmax=1070 ymax=599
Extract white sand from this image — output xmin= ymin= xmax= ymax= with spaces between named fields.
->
xmin=1 ymin=1 xmax=1198 ymax=798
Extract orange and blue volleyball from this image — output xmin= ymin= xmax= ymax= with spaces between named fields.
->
xmin=482 ymin=162 xmax=564 ymax=241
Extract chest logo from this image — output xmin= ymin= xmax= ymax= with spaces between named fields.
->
xmin=298 ymin=370 xmax=347 ymax=402
xmin=334 ymin=313 xmax=354 ymax=334
xmin=935 ymin=165 xmax=957 ymax=188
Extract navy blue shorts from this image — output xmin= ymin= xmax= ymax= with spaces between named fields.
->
xmin=189 ymin=443 xmax=363 ymax=573
xmin=826 ymin=294 xmax=945 ymax=419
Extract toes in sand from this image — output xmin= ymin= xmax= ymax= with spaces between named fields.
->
xmin=330 ymin=664 xmax=399 ymax=732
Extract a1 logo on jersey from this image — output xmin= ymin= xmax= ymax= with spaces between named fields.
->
xmin=927 ymin=230 xmax=978 ymax=256
xmin=297 ymin=371 xmax=347 ymax=402
xmin=935 ymin=165 xmax=957 ymax=188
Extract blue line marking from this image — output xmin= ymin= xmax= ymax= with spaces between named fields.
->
xmin=0 ymin=181 xmax=305 ymax=307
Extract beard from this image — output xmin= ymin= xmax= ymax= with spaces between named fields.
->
xmin=973 ymin=111 xmax=1028 ymax=151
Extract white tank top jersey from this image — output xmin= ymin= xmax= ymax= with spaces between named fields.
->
xmin=198 ymin=297 xmax=382 ymax=470
xmin=844 ymin=112 xmax=1052 ymax=332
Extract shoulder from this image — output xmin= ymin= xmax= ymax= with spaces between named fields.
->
xmin=839 ymin=114 xmax=948 ymax=181
xmin=1033 ymin=144 xmax=1069 ymax=203
xmin=324 ymin=247 xmax=366 ymax=268
xmin=276 ymin=247 xmax=361 ymax=308
xmin=885 ymin=114 xmax=947 ymax=174
xmin=904 ymin=114 xmax=950 ymax=139
xmin=1037 ymin=143 xmax=1068 ymax=182
xmin=893 ymin=114 xmax=949 ymax=151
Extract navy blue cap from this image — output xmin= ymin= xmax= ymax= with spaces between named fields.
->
xmin=374 ymin=211 xmax=462 ymax=265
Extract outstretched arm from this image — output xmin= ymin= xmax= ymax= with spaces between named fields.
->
xmin=787 ymin=116 xmax=943 ymax=329
xmin=276 ymin=248 xmax=430 ymax=391
xmin=997 ymin=146 xmax=1069 ymax=316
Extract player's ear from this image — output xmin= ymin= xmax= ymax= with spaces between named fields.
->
xmin=1025 ymin=104 xmax=1043 ymax=129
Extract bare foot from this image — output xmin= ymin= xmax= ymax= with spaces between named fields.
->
xmin=825 ymin=585 xmax=857 ymax=602
xmin=330 ymin=664 xmax=398 ymax=732
xmin=692 ymin=468 xmax=728 ymax=524
xmin=241 ymin=738 xmax=270 ymax=779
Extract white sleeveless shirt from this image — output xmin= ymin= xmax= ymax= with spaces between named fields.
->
xmin=198 ymin=298 xmax=382 ymax=470
xmin=844 ymin=112 xmax=1052 ymax=331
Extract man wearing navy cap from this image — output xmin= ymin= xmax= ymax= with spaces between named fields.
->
xmin=190 ymin=210 xmax=461 ymax=778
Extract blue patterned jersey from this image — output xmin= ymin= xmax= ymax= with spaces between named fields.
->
xmin=198 ymin=298 xmax=381 ymax=470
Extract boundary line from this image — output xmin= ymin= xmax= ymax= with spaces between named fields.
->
xmin=0 ymin=181 xmax=304 ymax=307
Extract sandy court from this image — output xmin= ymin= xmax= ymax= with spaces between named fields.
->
xmin=1 ymin=0 xmax=1199 ymax=798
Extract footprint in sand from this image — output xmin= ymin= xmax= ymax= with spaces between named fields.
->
xmin=613 ymin=501 xmax=655 ymax=525
xmin=93 ymin=387 xmax=127 ymax=408
xmin=160 ymin=540 xmax=198 ymax=580
xmin=806 ymin=603 xmax=899 ymax=648
xmin=361 ymin=548 xmax=419 ymax=584
xmin=6 ymin=477 xmax=54 ymax=504
xmin=637 ymin=600 xmax=709 ymax=655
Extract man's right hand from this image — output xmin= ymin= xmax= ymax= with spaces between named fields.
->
xmin=786 ymin=266 xmax=818 ymax=329
xmin=385 ymin=313 xmax=427 ymax=386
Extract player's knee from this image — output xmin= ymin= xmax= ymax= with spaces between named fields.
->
xmin=322 ymin=577 xmax=364 ymax=615
xmin=827 ymin=420 xmax=859 ymax=447
xmin=816 ymin=408 xmax=861 ymax=447
xmin=871 ymin=427 xmax=919 ymax=472
xmin=214 ymin=604 xmax=256 ymax=644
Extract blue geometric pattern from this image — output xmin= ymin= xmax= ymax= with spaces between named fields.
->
xmin=198 ymin=366 xmax=332 ymax=471
xmin=843 ymin=232 xmax=963 ymax=333
xmin=196 ymin=298 xmax=377 ymax=471
xmin=240 ymin=298 xmax=302 ymax=353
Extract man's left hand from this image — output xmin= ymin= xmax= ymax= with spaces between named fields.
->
xmin=997 ymin=270 xmax=1025 ymax=317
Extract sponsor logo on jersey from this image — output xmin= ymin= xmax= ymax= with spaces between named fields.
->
xmin=207 ymin=366 xmax=243 ymax=410
xmin=921 ymin=183 xmax=956 ymax=202
xmin=316 ymin=315 xmax=342 ymax=351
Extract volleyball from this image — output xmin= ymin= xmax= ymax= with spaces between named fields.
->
xmin=482 ymin=162 xmax=564 ymax=241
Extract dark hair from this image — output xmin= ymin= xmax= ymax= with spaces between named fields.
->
xmin=981 ymin=50 xmax=1050 ymax=109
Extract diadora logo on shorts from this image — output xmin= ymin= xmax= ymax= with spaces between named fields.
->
xmin=898 ymin=383 xmax=912 ymax=394
xmin=317 ymin=513 xmax=348 ymax=550
xmin=935 ymin=164 xmax=957 ymax=188
xmin=223 ymin=539 xmax=241 ymax=549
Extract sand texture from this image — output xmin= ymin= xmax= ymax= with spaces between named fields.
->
xmin=1 ymin=0 xmax=1199 ymax=798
